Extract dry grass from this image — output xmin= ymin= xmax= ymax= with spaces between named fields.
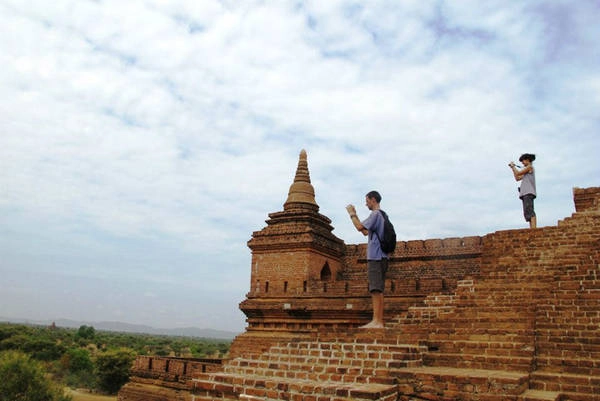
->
xmin=67 ymin=389 xmax=117 ymax=401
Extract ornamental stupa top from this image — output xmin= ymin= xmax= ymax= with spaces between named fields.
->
xmin=283 ymin=149 xmax=319 ymax=212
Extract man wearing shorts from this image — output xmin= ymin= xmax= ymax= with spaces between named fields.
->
xmin=346 ymin=190 xmax=388 ymax=329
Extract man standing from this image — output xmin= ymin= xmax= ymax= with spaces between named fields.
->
xmin=346 ymin=190 xmax=388 ymax=329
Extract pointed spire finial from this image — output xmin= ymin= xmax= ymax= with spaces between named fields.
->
xmin=284 ymin=149 xmax=318 ymax=211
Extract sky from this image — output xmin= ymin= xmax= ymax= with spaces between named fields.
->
xmin=1 ymin=0 xmax=599 ymax=333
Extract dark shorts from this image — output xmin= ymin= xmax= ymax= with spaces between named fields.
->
xmin=367 ymin=259 xmax=388 ymax=293
xmin=521 ymin=194 xmax=536 ymax=222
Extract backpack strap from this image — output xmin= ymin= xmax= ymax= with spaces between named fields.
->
xmin=374 ymin=210 xmax=386 ymax=242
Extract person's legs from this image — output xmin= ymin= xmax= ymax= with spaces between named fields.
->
xmin=530 ymin=215 xmax=537 ymax=229
xmin=522 ymin=195 xmax=536 ymax=229
xmin=361 ymin=260 xmax=387 ymax=329
xmin=372 ymin=291 xmax=384 ymax=326
xmin=359 ymin=292 xmax=385 ymax=329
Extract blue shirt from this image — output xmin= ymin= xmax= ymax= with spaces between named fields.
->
xmin=362 ymin=210 xmax=388 ymax=260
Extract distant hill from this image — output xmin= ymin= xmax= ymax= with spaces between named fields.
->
xmin=0 ymin=317 xmax=239 ymax=340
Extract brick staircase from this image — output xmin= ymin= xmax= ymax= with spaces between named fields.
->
xmin=189 ymin=212 xmax=599 ymax=401
xmin=389 ymin=278 xmax=540 ymax=400
xmin=192 ymin=331 xmax=426 ymax=400
xmin=529 ymin=216 xmax=600 ymax=400
xmin=389 ymin=210 xmax=600 ymax=401
xmin=530 ymin=213 xmax=600 ymax=401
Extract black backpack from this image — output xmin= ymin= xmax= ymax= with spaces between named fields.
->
xmin=376 ymin=210 xmax=396 ymax=254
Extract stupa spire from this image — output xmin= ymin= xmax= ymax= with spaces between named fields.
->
xmin=283 ymin=149 xmax=319 ymax=211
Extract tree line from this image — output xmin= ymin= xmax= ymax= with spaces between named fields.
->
xmin=0 ymin=322 xmax=231 ymax=400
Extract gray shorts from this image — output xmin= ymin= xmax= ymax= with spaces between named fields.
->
xmin=521 ymin=194 xmax=536 ymax=222
xmin=367 ymin=259 xmax=388 ymax=293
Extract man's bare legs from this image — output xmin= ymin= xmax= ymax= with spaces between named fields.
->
xmin=529 ymin=216 xmax=537 ymax=229
xmin=360 ymin=291 xmax=385 ymax=329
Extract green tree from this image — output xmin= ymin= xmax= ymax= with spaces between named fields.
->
xmin=0 ymin=334 xmax=65 ymax=360
xmin=0 ymin=324 xmax=23 ymax=342
xmin=76 ymin=325 xmax=96 ymax=340
xmin=64 ymin=348 xmax=93 ymax=371
xmin=61 ymin=348 xmax=95 ymax=388
xmin=95 ymin=348 xmax=135 ymax=394
xmin=0 ymin=350 xmax=71 ymax=401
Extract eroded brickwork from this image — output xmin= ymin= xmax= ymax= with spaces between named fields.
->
xmin=119 ymin=152 xmax=600 ymax=401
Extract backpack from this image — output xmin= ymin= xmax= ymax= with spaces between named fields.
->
xmin=376 ymin=210 xmax=396 ymax=254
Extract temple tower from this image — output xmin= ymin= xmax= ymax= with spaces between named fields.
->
xmin=242 ymin=150 xmax=345 ymax=319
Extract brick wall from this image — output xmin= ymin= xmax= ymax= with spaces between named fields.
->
xmin=573 ymin=186 xmax=600 ymax=213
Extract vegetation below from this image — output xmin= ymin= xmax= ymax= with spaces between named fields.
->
xmin=0 ymin=322 xmax=231 ymax=398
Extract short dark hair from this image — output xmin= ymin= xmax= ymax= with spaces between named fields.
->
xmin=366 ymin=190 xmax=382 ymax=203
xmin=519 ymin=153 xmax=536 ymax=162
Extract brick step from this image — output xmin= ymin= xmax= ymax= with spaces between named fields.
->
xmin=425 ymin=339 xmax=535 ymax=356
xmin=394 ymin=366 xmax=529 ymax=400
xmin=455 ymin=297 xmax=543 ymax=304
xmin=193 ymin=396 xmax=237 ymax=401
xmin=537 ymin=336 xmax=600 ymax=345
xmin=537 ymin=302 xmax=600 ymax=310
xmin=462 ymin=305 xmax=537 ymax=311
xmin=549 ymin=282 xmax=600 ymax=289
xmin=536 ymin=335 xmax=600 ymax=346
xmin=399 ymin=313 xmax=535 ymax=327
xmin=453 ymin=301 xmax=541 ymax=309
xmin=403 ymin=306 xmax=455 ymax=318
xmin=456 ymin=287 xmax=546 ymax=294
xmin=222 ymin=340 xmax=426 ymax=381
xmin=423 ymin=351 xmax=533 ymax=371
xmin=517 ymin=389 xmax=561 ymax=401
xmin=530 ymin=370 xmax=600 ymax=399
xmin=272 ymin=340 xmax=422 ymax=353
xmin=537 ymin=318 xmax=600 ymax=326
xmin=535 ymin=355 xmax=600 ymax=368
xmin=193 ymin=372 xmax=398 ymax=401
xmin=538 ymin=308 xmax=600 ymax=315
xmin=450 ymin=304 xmax=537 ymax=311
xmin=536 ymin=342 xmax=600 ymax=354
xmin=249 ymin=348 xmax=424 ymax=365
xmin=256 ymin=343 xmax=424 ymax=365
xmin=311 ymin=328 xmax=416 ymax=343
xmin=421 ymin=311 xmax=535 ymax=321
xmin=532 ymin=358 xmax=600 ymax=376
xmin=485 ymin=270 xmax=558 ymax=277
xmin=442 ymin=316 xmax=535 ymax=326
xmin=433 ymin=329 xmax=535 ymax=339
xmin=559 ymin=395 xmax=600 ymax=401
xmin=223 ymin=358 xmax=420 ymax=381
xmin=537 ymin=308 xmax=600 ymax=316
xmin=472 ymin=281 xmax=552 ymax=288
xmin=256 ymin=350 xmax=423 ymax=365
xmin=423 ymin=294 xmax=456 ymax=302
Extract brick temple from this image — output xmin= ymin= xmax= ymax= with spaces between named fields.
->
xmin=119 ymin=150 xmax=600 ymax=401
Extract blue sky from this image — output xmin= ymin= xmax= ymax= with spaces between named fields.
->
xmin=1 ymin=0 xmax=599 ymax=333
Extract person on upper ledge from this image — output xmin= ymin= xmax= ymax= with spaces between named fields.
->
xmin=346 ymin=190 xmax=388 ymax=329
xmin=509 ymin=153 xmax=537 ymax=229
